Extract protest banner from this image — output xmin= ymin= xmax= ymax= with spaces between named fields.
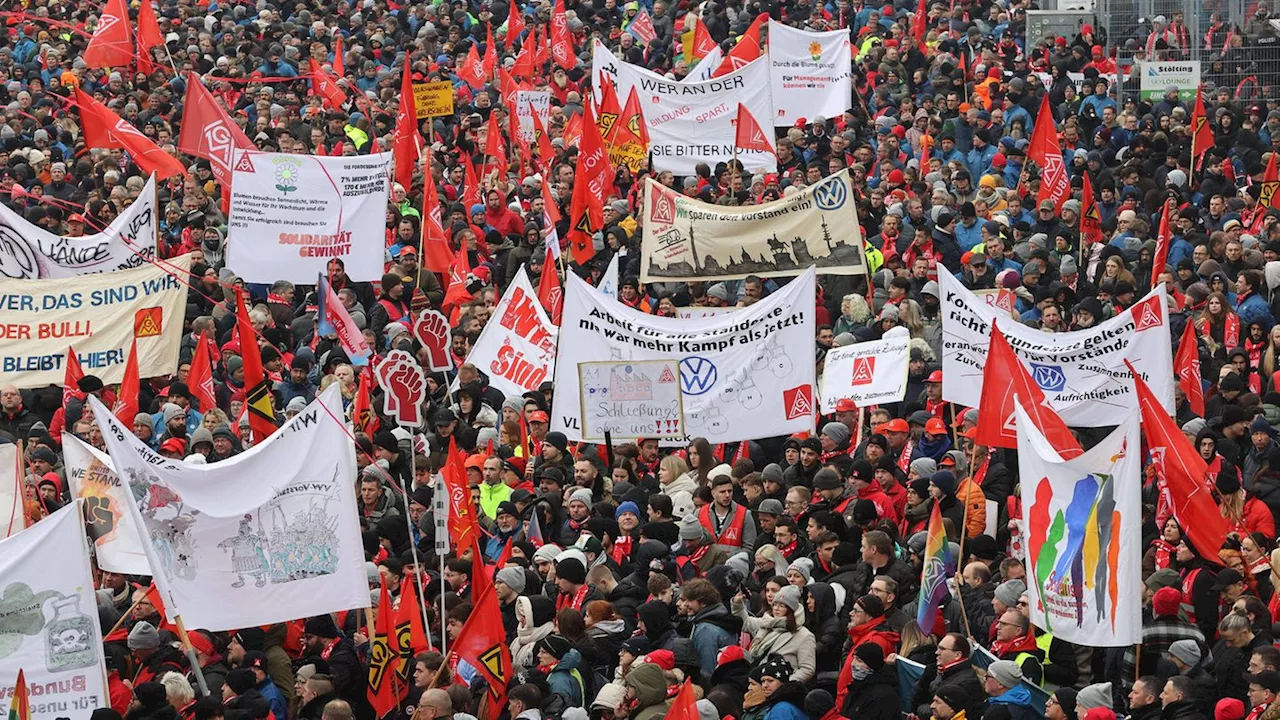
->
xmin=0 ymin=254 xmax=190 ymax=389
xmin=515 ymin=90 xmax=551 ymax=143
xmin=91 ymin=386 xmax=369 ymax=631
xmin=553 ymin=268 xmax=816 ymax=444
xmin=640 ymin=175 xmax=866 ymax=282
xmin=675 ymin=306 xmax=735 ymax=319
xmin=1017 ymin=402 xmax=1142 ymax=646
xmin=413 ymin=81 xmax=455 ymax=118
xmin=0 ymin=504 xmax=110 ymax=720
xmin=62 ymin=435 xmax=151 ymax=576
xmin=578 ymin=360 xmax=685 ymax=441
xmin=0 ymin=176 xmax=157 ymax=279
xmin=766 ymin=21 xmax=853 ymax=126
xmin=227 ymin=152 xmax=391 ymax=283
xmin=939 ymin=271 xmax=1174 ymax=426
xmin=459 ymin=267 xmax=557 ymax=399
xmin=972 ymin=288 xmax=1020 ymax=319
xmin=0 ymin=443 xmax=23 ymax=538
xmin=592 ymin=43 xmax=775 ymax=175
xmin=820 ymin=336 xmax=910 ymax=412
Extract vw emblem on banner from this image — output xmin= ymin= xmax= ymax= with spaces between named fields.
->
xmin=813 ymin=176 xmax=848 ymax=211
xmin=679 ymin=357 xmax=718 ymax=396
xmin=1029 ymin=363 xmax=1067 ymax=392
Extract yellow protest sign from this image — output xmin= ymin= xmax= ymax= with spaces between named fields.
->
xmin=413 ymin=81 xmax=455 ymax=118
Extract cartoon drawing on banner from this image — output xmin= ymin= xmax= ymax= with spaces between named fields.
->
xmin=220 ymin=516 xmax=269 ymax=588
xmin=751 ymin=335 xmax=793 ymax=378
xmin=718 ymin=369 xmax=763 ymax=410
xmin=0 ymin=584 xmax=59 ymax=659
xmin=218 ymin=472 xmax=342 ymax=587
xmin=127 ymin=466 xmax=200 ymax=581
xmin=0 ymin=584 xmax=98 ymax=673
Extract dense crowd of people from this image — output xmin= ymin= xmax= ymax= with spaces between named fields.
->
xmin=5 ymin=0 xmax=1280 ymax=719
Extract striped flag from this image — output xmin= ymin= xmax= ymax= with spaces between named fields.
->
xmin=915 ymin=503 xmax=952 ymax=635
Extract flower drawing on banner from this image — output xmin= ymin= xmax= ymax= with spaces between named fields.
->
xmin=808 ymin=41 xmax=822 ymax=61
xmin=274 ymin=159 xmax=301 ymax=194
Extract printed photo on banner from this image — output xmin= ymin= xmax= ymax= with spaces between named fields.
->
xmin=0 ymin=174 xmax=158 ymax=279
xmin=1017 ymin=403 xmax=1142 ymax=647
xmin=938 ymin=270 xmax=1174 ymax=427
xmin=640 ymin=175 xmax=866 ymax=282
xmin=227 ymin=151 xmax=391 ymax=283
xmin=459 ymin=267 xmax=557 ymax=399
xmin=0 ymin=504 xmax=110 ymax=720
xmin=0 ymin=253 xmax=190 ymax=389
xmin=820 ymin=335 xmax=909 ymax=412
xmin=592 ymin=42 xmax=776 ymax=175
xmin=578 ymin=359 xmax=685 ymax=441
xmin=552 ymin=268 xmax=816 ymax=445
xmin=90 ymin=386 xmax=369 ymax=631
xmin=766 ymin=21 xmax=853 ymax=127
xmin=62 ymin=434 xmax=152 ymax=576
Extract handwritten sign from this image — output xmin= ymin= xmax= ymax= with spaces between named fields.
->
xmin=578 ymin=360 xmax=684 ymax=441
xmin=515 ymin=90 xmax=551 ymax=142
xmin=413 ymin=82 xmax=455 ymax=118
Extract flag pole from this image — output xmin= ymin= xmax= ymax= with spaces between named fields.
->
xmin=401 ymin=435 xmax=434 ymax=644
xmin=173 ymin=615 xmax=210 ymax=697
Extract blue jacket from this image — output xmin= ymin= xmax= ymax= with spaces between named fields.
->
xmin=966 ymin=145 xmax=998 ymax=182
xmin=1237 ymin=292 xmax=1275 ymax=330
xmin=765 ymin=701 xmax=809 ymax=720
xmin=988 ymin=684 xmax=1037 ymax=720
xmin=257 ymin=678 xmax=287 ymax=720
xmin=546 ymin=649 xmax=586 ymax=708
xmin=955 ymin=220 xmax=983 ymax=250
xmin=689 ymin=604 xmax=736 ymax=677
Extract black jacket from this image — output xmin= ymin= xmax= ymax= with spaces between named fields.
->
xmin=912 ymin=657 xmax=985 ymax=720
xmin=611 ymin=540 xmax=668 ymax=633
xmin=841 ymin=664 xmax=901 ymax=720
xmin=297 ymin=692 xmax=339 ymax=720
xmin=1161 ymin=699 xmax=1209 ymax=720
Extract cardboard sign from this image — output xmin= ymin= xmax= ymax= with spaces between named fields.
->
xmin=578 ymin=360 xmax=684 ymax=441
xmin=414 ymin=81 xmax=456 ymax=118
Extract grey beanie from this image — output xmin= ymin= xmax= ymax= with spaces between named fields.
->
xmin=786 ymin=558 xmax=813 ymax=584
xmin=496 ymin=566 xmax=527 ymax=594
xmin=1181 ymin=417 xmax=1207 ymax=437
xmin=921 ymin=280 xmax=940 ymax=298
xmin=773 ymin=585 xmax=802 ymax=613
xmin=1059 ymin=254 xmax=1078 ymax=275
xmin=161 ymin=403 xmax=184 ymax=423
xmin=1168 ymin=639 xmax=1202 ymax=667
xmin=1076 ymin=683 xmax=1113 ymax=711
xmin=679 ymin=516 xmax=705 ymax=541
xmin=994 ymin=579 xmax=1027 ymax=608
xmin=987 ymin=659 xmax=1023 ymax=688
xmin=909 ymin=458 xmax=937 ymax=479
xmin=761 ymin=463 xmax=784 ymax=483
xmin=833 ymin=332 xmax=856 ymax=347
xmin=821 ymin=422 xmax=852 ymax=445
xmin=128 ymin=621 xmax=160 ymax=650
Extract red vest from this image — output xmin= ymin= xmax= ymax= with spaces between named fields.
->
xmin=377 ymin=297 xmax=411 ymax=326
xmin=1181 ymin=567 xmax=1203 ymax=624
xmin=699 ymin=503 xmax=747 ymax=547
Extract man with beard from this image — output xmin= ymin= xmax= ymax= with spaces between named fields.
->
xmin=783 ymin=438 xmax=823 ymax=487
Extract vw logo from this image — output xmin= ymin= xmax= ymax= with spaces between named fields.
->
xmin=1029 ymin=363 xmax=1067 ymax=392
xmin=813 ymin=176 xmax=848 ymax=210
xmin=679 ymin=356 xmax=718 ymax=396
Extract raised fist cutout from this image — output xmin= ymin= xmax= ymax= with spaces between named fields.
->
xmin=414 ymin=309 xmax=452 ymax=372
xmin=375 ymin=349 xmax=427 ymax=427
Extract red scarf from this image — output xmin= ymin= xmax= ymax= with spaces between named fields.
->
xmin=991 ymin=631 xmax=1039 ymax=657
xmin=1152 ymin=539 xmax=1176 ymax=570
xmin=557 ymin=584 xmax=589 ymax=611
xmin=896 ymin=439 xmax=913 ymax=473
xmin=1225 ymin=312 xmax=1240 ymax=352
xmin=687 ymin=543 xmax=710 ymax=567
xmin=611 ymin=535 xmax=634 ymax=565
xmin=320 ymin=636 xmax=341 ymax=661
xmin=777 ymin=538 xmax=798 ymax=559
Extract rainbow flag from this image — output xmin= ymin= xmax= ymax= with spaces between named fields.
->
xmin=916 ymin=503 xmax=953 ymax=635
xmin=7 ymin=670 xmax=29 ymax=720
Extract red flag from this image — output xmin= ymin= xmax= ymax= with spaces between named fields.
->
xmin=353 ymin=366 xmax=379 ymax=437
xmin=1079 ymin=171 xmax=1103 ymax=245
xmin=112 ymin=339 xmax=139 ymax=423
xmin=483 ymin=111 xmax=508 ymax=181
xmin=974 ymin=320 xmax=1083 ymax=458
xmin=512 ymin=40 xmax=534 ymax=79
xmin=540 ymin=171 xmax=562 ymax=224
xmin=1175 ymin=319 xmax=1205 ymax=418
xmin=442 ymin=245 xmax=473 ymax=317
xmin=714 ymin=34 xmax=760 ymax=77
xmin=8 ymin=668 xmax=29 ymax=720
xmin=420 ymin=182 xmax=453 ymax=273
xmin=551 ymin=0 xmax=576 ymax=70
xmin=178 ymin=73 xmax=255 ymax=185
xmin=665 ymin=680 xmax=699 ymax=720
xmin=910 ymin=0 xmax=929 ymax=54
xmin=506 ymin=2 xmax=526 ymax=49
xmin=734 ymin=103 xmax=773 ymax=155
xmin=614 ymin=87 xmax=649 ymax=148
xmin=309 ymin=58 xmax=348 ymax=108
xmin=535 ymin=24 xmax=551 ymax=69
xmin=1027 ymin=94 xmax=1068 ymax=211
xmin=394 ymin=577 xmax=432 ymax=687
xmin=1128 ymin=361 xmax=1229 ymax=561
xmin=75 ymin=88 xmax=186 ymax=179
xmin=83 ymin=0 xmax=133 ymax=69
xmin=393 ymin=61 xmax=420 ymax=192
xmin=188 ymin=332 xmax=217 ymax=413
xmin=137 ymin=0 xmax=165 ymax=71
xmin=450 ymin=568 xmax=513 ymax=720
xmin=63 ymin=346 xmax=85 ymax=408
xmin=367 ymin=576 xmax=400 ymax=717
xmin=442 ymin=438 xmax=480 ymax=548
xmin=561 ymin=111 xmax=583 ymax=150
xmin=537 ymin=246 xmax=563 ymax=324
xmin=627 ymin=10 xmax=658 ymax=45
xmin=691 ymin=18 xmax=717 ymax=60
xmin=531 ymin=102 xmax=555 ymax=160
xmin=596 ymin=73 xmax=624 ymax=146
xmin=1190 ymin=89 xmax=1214 ymax=167
xmin=460 ymin=42 xmax=487 ymax=89
xmin=1261 ymin=151 xmax=1280 ymax=210
xmin=462 ymin=153 xmax=482 ymax=213
xmin=1151 ymin=197 xmax=1174 ymax=290
xmin=483 ymin=25 xmax=498 ymax=80
xmin=333 ymin=35 xmax=345 ymax=77
xmin=470 ymin=535 xmax=495 ymax=600
xmin=578 ymin=103 xmax=614 ymax=201
xmin=235 ymin=290 xmax=276 ymax=443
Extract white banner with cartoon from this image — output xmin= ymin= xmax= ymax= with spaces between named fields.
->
xmin=766 ymin=22 xmax=853 ymax=126
xmin=578 ymin=360 xmax=685 ymax=442
xmin=552 ymin=268 xmax=816 ymax=444
xmin=227 ymin=151 xmax=391 ymax=284
xmin=1017 ymin=403 xmax=1142 ymax=646
xmin=89 ymin=386 xmax=369 ymax=631
xmin=820 ymin=335 xmax=910 ymax=412
xmin=457 ymin=267 xmax=557 ymax=399
xmin=0 ymin=504 xmax=109 ymax=720
xmin=938 ymin=271 xmax=1174 ymax=427
xmin=639 ymin=175 xmax=866 ymax=282
xmin=0 ymin=175 xmax=157 ymax=279
xmin=63 ymin=435 xmax=152 ymax=576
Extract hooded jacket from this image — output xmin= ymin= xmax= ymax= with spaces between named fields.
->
xmin=732 ymin=598 xmax=816 ymax=684
xmin=625 ymin=663 xmax=673 ymax=720
xmin=612 ymin=540 xmax=668 ymax=632
xmin=544 ymin=648 xmax=586 ymax=708
xmin=841 ymin=664 xmax=900 ymax=720
xmin=689 ymin=602 xmax=738 ymax=676
xmin=661 ymin=472 xmax=698 ymax=520
xmin=805 ymin=582 xmax=847 ymax=671
xmin=637 ymin=600 xmax=676 ymax=650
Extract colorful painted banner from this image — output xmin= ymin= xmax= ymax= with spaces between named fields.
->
xmin=63 ymin=435 xmax=151 ymax=576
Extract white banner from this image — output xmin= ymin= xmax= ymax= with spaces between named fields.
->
xmin=0 ymin=504 xmax=110 ymax=720
xmin=63 ymin=435 xmax=151 ymax=576
xmin=0 ymin=254 xmax=190 ymax=389
xmin=0 ymin=176 xmax=157 ymax=279
xmin=1017 ymin=403 xmax=1142 ymax=646
xmin=640 ymin=174 xmax=866 ymax=282
xmin=593 ymin=43 xmax=776 ymax=175
xmin=553 ymin=268 xmax=816 ymax=444
xmin=767 ymin=22 xmax=853 ymax=126
xmin=685 ymin=46 xmax=723 ymax=81
xmin=820 ymin=336 xmax=909 ymax=412
xmin=227 ymin=151 xmax=391 ymax=283
xmin=90 ymin=386 xmax=370 ymax=631
xmin=516 ymin=90 xmax=551 ymax=143
xmin=459 ymin=267 xmax=557 ymax=399
xmin=578 ymin=360 xmax=685 ymax=441
xmin=939 ymin=272 xmax=1174 ymax=426
xmin=0 ymin=444 xmax=23 ymax=539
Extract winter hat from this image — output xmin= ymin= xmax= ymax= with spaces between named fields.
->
xmin=1152 ymin=586 xmax=1183 ymax=617
xmin=1084 ymin=709 xmax=1117 ymax=720
xmin=1077 ymin=683 xmax=1113 ymax=711
xmin=568 ymin=488 xmax=593 ymax=507
xmin=813 ymin=467 xmax=843 ymax=490
xmin=773 ymin=585 xmax=802 ymax=613
xmin=1169 ymin=639 xmax=1202 ymax=666
xmin=1052 ymin=689 xmax=1079 ymax=719
xmin=133 ymin=681 xmax=167 ymax=709
xmin=855 ymin=642 xmax=886 ymax=671
xmin=1217 ymin=698 xmax=1246 ymax=720
xmin=804 ymin=690 xmax=837 ymax=719
xmin=1059 ymin=254 xmax=1079 ymax=275
xmin=534 ymin=633 xmax=573 ymax=660
xmin=160 ymin=403 xmax=184 ymax=423
xmin=994 ymin=579 xmax=1026 ymax=608
xmin=908 ymin=477 xmax=931 ymax=501
xmin=935 ymin=686 xmax=970 ymax=714
xmin=496 ymin=567 xmax=527 ymax=593
xmin=987 ymin=659 xmax=1023 ymax=688
xmin=717 ymin=645 xmax=746 ymax=666
xmin=821 ymin=422 xmax=851 ymax=446
xmin=679 ymin=515 xmax=705 ymax=541
xmin=127 ymin=621 xmax=160 ymax=650
xmin=759 ymin=654 xmax=794 ymax=681
xmin=532 ymin=544 xmax=563 ymax=564
xmin=787 ymin=558 xmax=813 ymax=584
xmin=855 ymin=594 xmax=885 ymax=618
xmin=696 ymin=700 xmax=719 ymax=720
xmin=909 ymin=458 xmax=937 ymax=479
xmin=544 ymin=431 xmax=569 ymax=453
xmin=614 ymin=501 xmax=640 ymax=520
xmin=226 ymin=668 xmax=257 ymax=695
xmin=303 ymin=615 xmax=339 ymax=638
xmin=930 ymin=470 xmax=957 ymax=496
xmin=1145 ymin=568 xmax=1181 ymax=592
xmin=620 ymin=636 xmax=651 ymax=657
xmin=761 ymin=463 xmax=785 ymax=483
xmin=556 ymin=557 xmax=587 ymax=584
